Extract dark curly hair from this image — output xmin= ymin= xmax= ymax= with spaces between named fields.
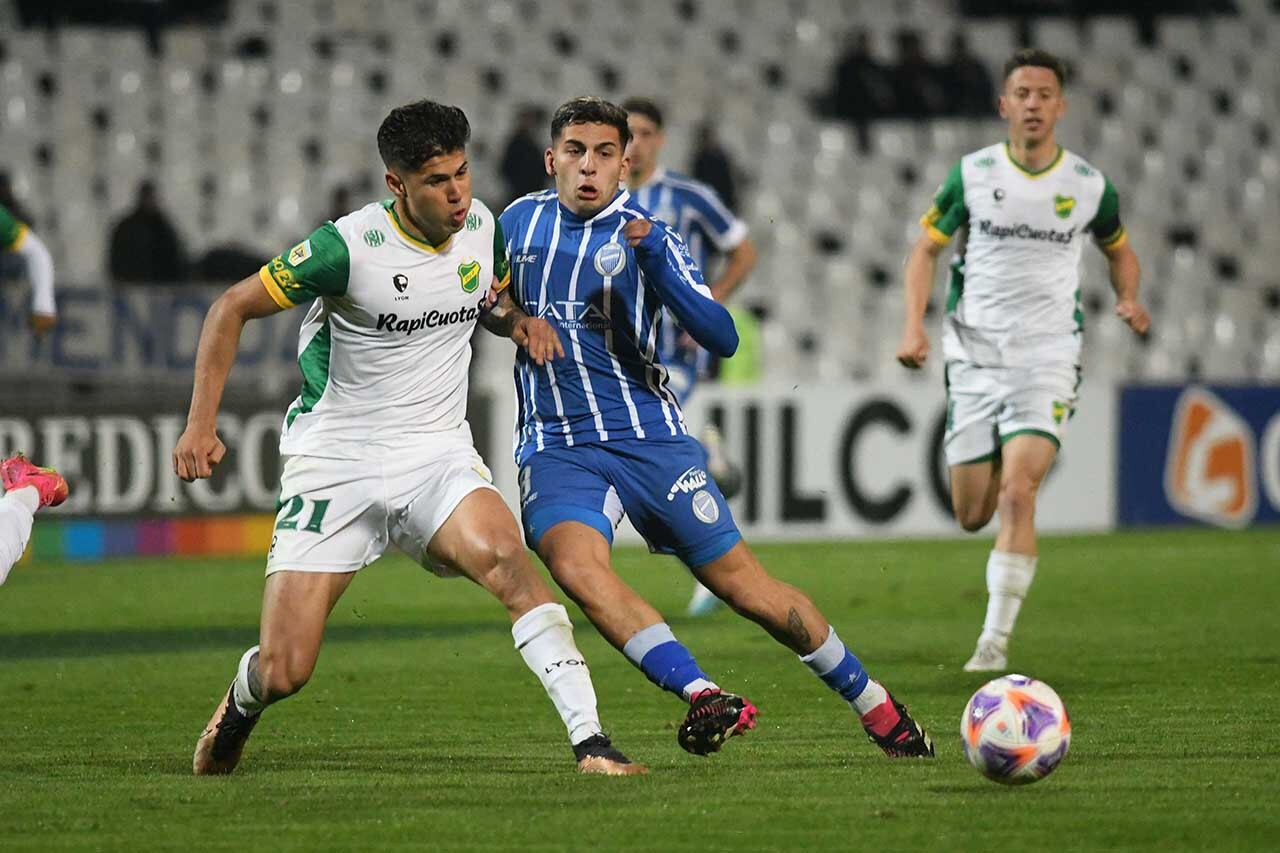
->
xmin=1003 ymin=48 xmax=1068 ymax=87
xmin=377 ymin=100 xmax=471 ymax=172
xmin=550 ymin=96 xmax=631 ymax=148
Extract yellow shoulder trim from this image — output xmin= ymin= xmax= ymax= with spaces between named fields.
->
xmin=1003 ymin=142 xmax=1065 ymax=179
xmin=6 ymin=224 xmax=29 ymax=251
xmin=385 ymin=206 xmax=453 ymax=254
xmin=920 ymin=216 xmax=952 ymax=246
xmin=494 ymin=268 xmax=512 ymax=293
xmin=259 ymin=265 xmax=294 ymax=309
xmin=1098 ymin=226 xmax=1128 ymax=249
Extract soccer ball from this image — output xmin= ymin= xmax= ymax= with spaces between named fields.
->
xmin=961 ymin=674 xmax=1071 ymax=785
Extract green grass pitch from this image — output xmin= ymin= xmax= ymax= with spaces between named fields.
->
xmin=1 ymin=529 xmax=1277 ymax=851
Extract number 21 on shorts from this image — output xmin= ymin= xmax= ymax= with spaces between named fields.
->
xmin=275 ymin=496 xmax=331 ymax=533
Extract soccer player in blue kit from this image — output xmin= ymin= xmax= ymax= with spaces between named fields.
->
xmin=500 ymin=97 xmax=934 ymax=759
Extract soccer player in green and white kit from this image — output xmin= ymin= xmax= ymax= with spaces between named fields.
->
xmin=0 ymin=204 xmax=64 ymax=587
xmin=0 ymin=202 xmax=56 ymax=336
xmin=895 ymin=49 xmax=1150 ymax=672
xmin=173 ymin=101 xmax=642 ymax=776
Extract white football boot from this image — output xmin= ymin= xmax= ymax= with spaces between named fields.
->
xmin=963 ymin=635 xmax=1009 ymax=672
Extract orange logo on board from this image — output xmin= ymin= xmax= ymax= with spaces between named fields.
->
xmin=1163 ymin=388 xmax=1257 ymax=528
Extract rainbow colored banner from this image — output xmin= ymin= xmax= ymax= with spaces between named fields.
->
xmin=21 ymin=515 xmax=277 ymax=563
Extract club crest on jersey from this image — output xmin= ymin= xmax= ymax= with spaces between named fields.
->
xmin=458 ymin=260 xmax=481 ymax=293
xmin=594 ymin=242 xmax=627 ymax=277
xmin=364 ymin=229 xmax=385 ymax=247
xmin=465 ymin=212 xmax=481 ymax=231
xmin=1054 ymin=195 xmax=1076 ymax=219
xmin=1052 ymin=400 xmax=1069 ymax=425
xmin=288 ymin=240 xmax=312 ymax=265
xmin=392 ymin=273 xmax=409 ymax=293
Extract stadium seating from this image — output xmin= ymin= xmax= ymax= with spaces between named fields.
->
xmin=2 ymin=0 xmax=1276 ymax=381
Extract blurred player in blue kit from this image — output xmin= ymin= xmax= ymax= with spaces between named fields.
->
xmin=622 ymin=97 xmax=757 ymax=617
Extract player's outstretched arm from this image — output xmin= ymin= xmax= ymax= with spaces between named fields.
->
xmin=12 ymin=228 xmax=56 ymax=337
xmin=709 ymin=237 xmax=758 ymax=304
xmin=479 ymin=280 xmax=564 ymax=366
xmin=896 ymin=232 xmax=946 ymax=369
xmin=173 ymin=275 xmax=285 ymax=482
xmin=1101 ymin=239 xmax=1149 ymax=336
xmin=623 ymin=217 xmax=738 ymax=357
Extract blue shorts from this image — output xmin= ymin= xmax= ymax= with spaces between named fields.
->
xmin=519 ymin=436 xmax=741 ymax=569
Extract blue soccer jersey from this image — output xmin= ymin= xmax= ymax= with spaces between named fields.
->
xmin=500 ymin=189 xmax=738 ymax=467
xmin=629 ymin=168 xmax=748 ymax=397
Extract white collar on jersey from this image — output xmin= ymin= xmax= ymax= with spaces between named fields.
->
xmin=560 ymin=189 xmax=633 ymax=224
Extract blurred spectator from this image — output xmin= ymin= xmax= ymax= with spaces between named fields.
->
xmin=691 ymin=123 xmax=739 ymax=213
xmin=942 ymin=33 xmax=995 ymax=117
xmin=829 ymin=29 xmax=897 ymax=121
xmin=328 ymin=184 xmax=352 ymax=221
xmin=823 ymin=29 xmax=898 ymax=152
xmin=892 ymin=30 xmax=947 ymax=119
xmin=191 ymin=244 xmax=266 ymax=284
xmin=500 ymin=105 xmax=549 ymax=206
xmin=108 ymin=181 xmax=187 ymax=284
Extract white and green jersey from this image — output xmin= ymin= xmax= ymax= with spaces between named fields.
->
xmin=921 ymin=142 xmax=1126 ymax=366
xmin=258 ymin=199 xmax=510 ymax=458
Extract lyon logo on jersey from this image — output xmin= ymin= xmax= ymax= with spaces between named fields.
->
xmin=1163 ymin=387 xmax=1257 ymax=528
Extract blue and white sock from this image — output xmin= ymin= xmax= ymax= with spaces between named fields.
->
xmin=800 ymin=626 xmax=888 ymax=715
xmin=623 ymin=622 xmax=718 ymax=701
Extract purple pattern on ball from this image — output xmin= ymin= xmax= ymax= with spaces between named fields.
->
xmin=1021 ymin=699 xmax=1058 ymax=741
xmin=1036 ymin=738 xmax=1069 ymax=775
xmin=1005 ymin=675 xmax=1033 ymax=686
xmin=969 ymin=691 xmax=1004 ymax=725
xmin=978 ymin=742 xmax=1027 ymax=778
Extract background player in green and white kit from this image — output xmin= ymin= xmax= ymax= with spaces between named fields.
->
xmin=1 ymin=202 xmax=57 ymax=336
xmin=172 ymin=101 xmax=642 ymax=776
xmin=895 ymin=49 xmax=1151 ymax=672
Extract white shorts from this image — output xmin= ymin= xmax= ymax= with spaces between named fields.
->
xmin=944 ymin=360 xmax=1080 ymax=466
xmin=265 ymin=423 xmax=499 ymax=577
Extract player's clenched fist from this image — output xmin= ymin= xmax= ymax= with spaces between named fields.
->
xmin=623 ymin=217 xmax=653 ymax=248
xmin=513 ymin=316 xmax=565 ymax=366
xmin=896 ymin=325 xmax=930 ymax=369
xmin=1115 ymin=299 xmax=1150 ymax=336
xmin=172 ymin=427 xmax=226 ymax=482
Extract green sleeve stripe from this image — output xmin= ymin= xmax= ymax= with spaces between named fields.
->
xmin=1088 ymin=176 xmax=1122 ymax=241
xmin=263 ymin=222 xmax=350 ymax=303
xmin=492 ymin=216 xmax=511 ymax=291
xmin=0 ymin=204 xmax=25 ymax=250
xmin=922 ymin=160 xmax=967 ymax=239
xmin=1098 ymin=225 xmax=1127 ymax=248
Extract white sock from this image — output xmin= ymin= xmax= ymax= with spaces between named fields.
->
xmin=232 ymin=645 xmax=266 ymax=716
xmin=512 ymin=603 xmax=602 ymax=746
xmin=0 ymin=487 xmax=38 ymax=585
xmin=981 ymin=550 xmax=1037 ymax=642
